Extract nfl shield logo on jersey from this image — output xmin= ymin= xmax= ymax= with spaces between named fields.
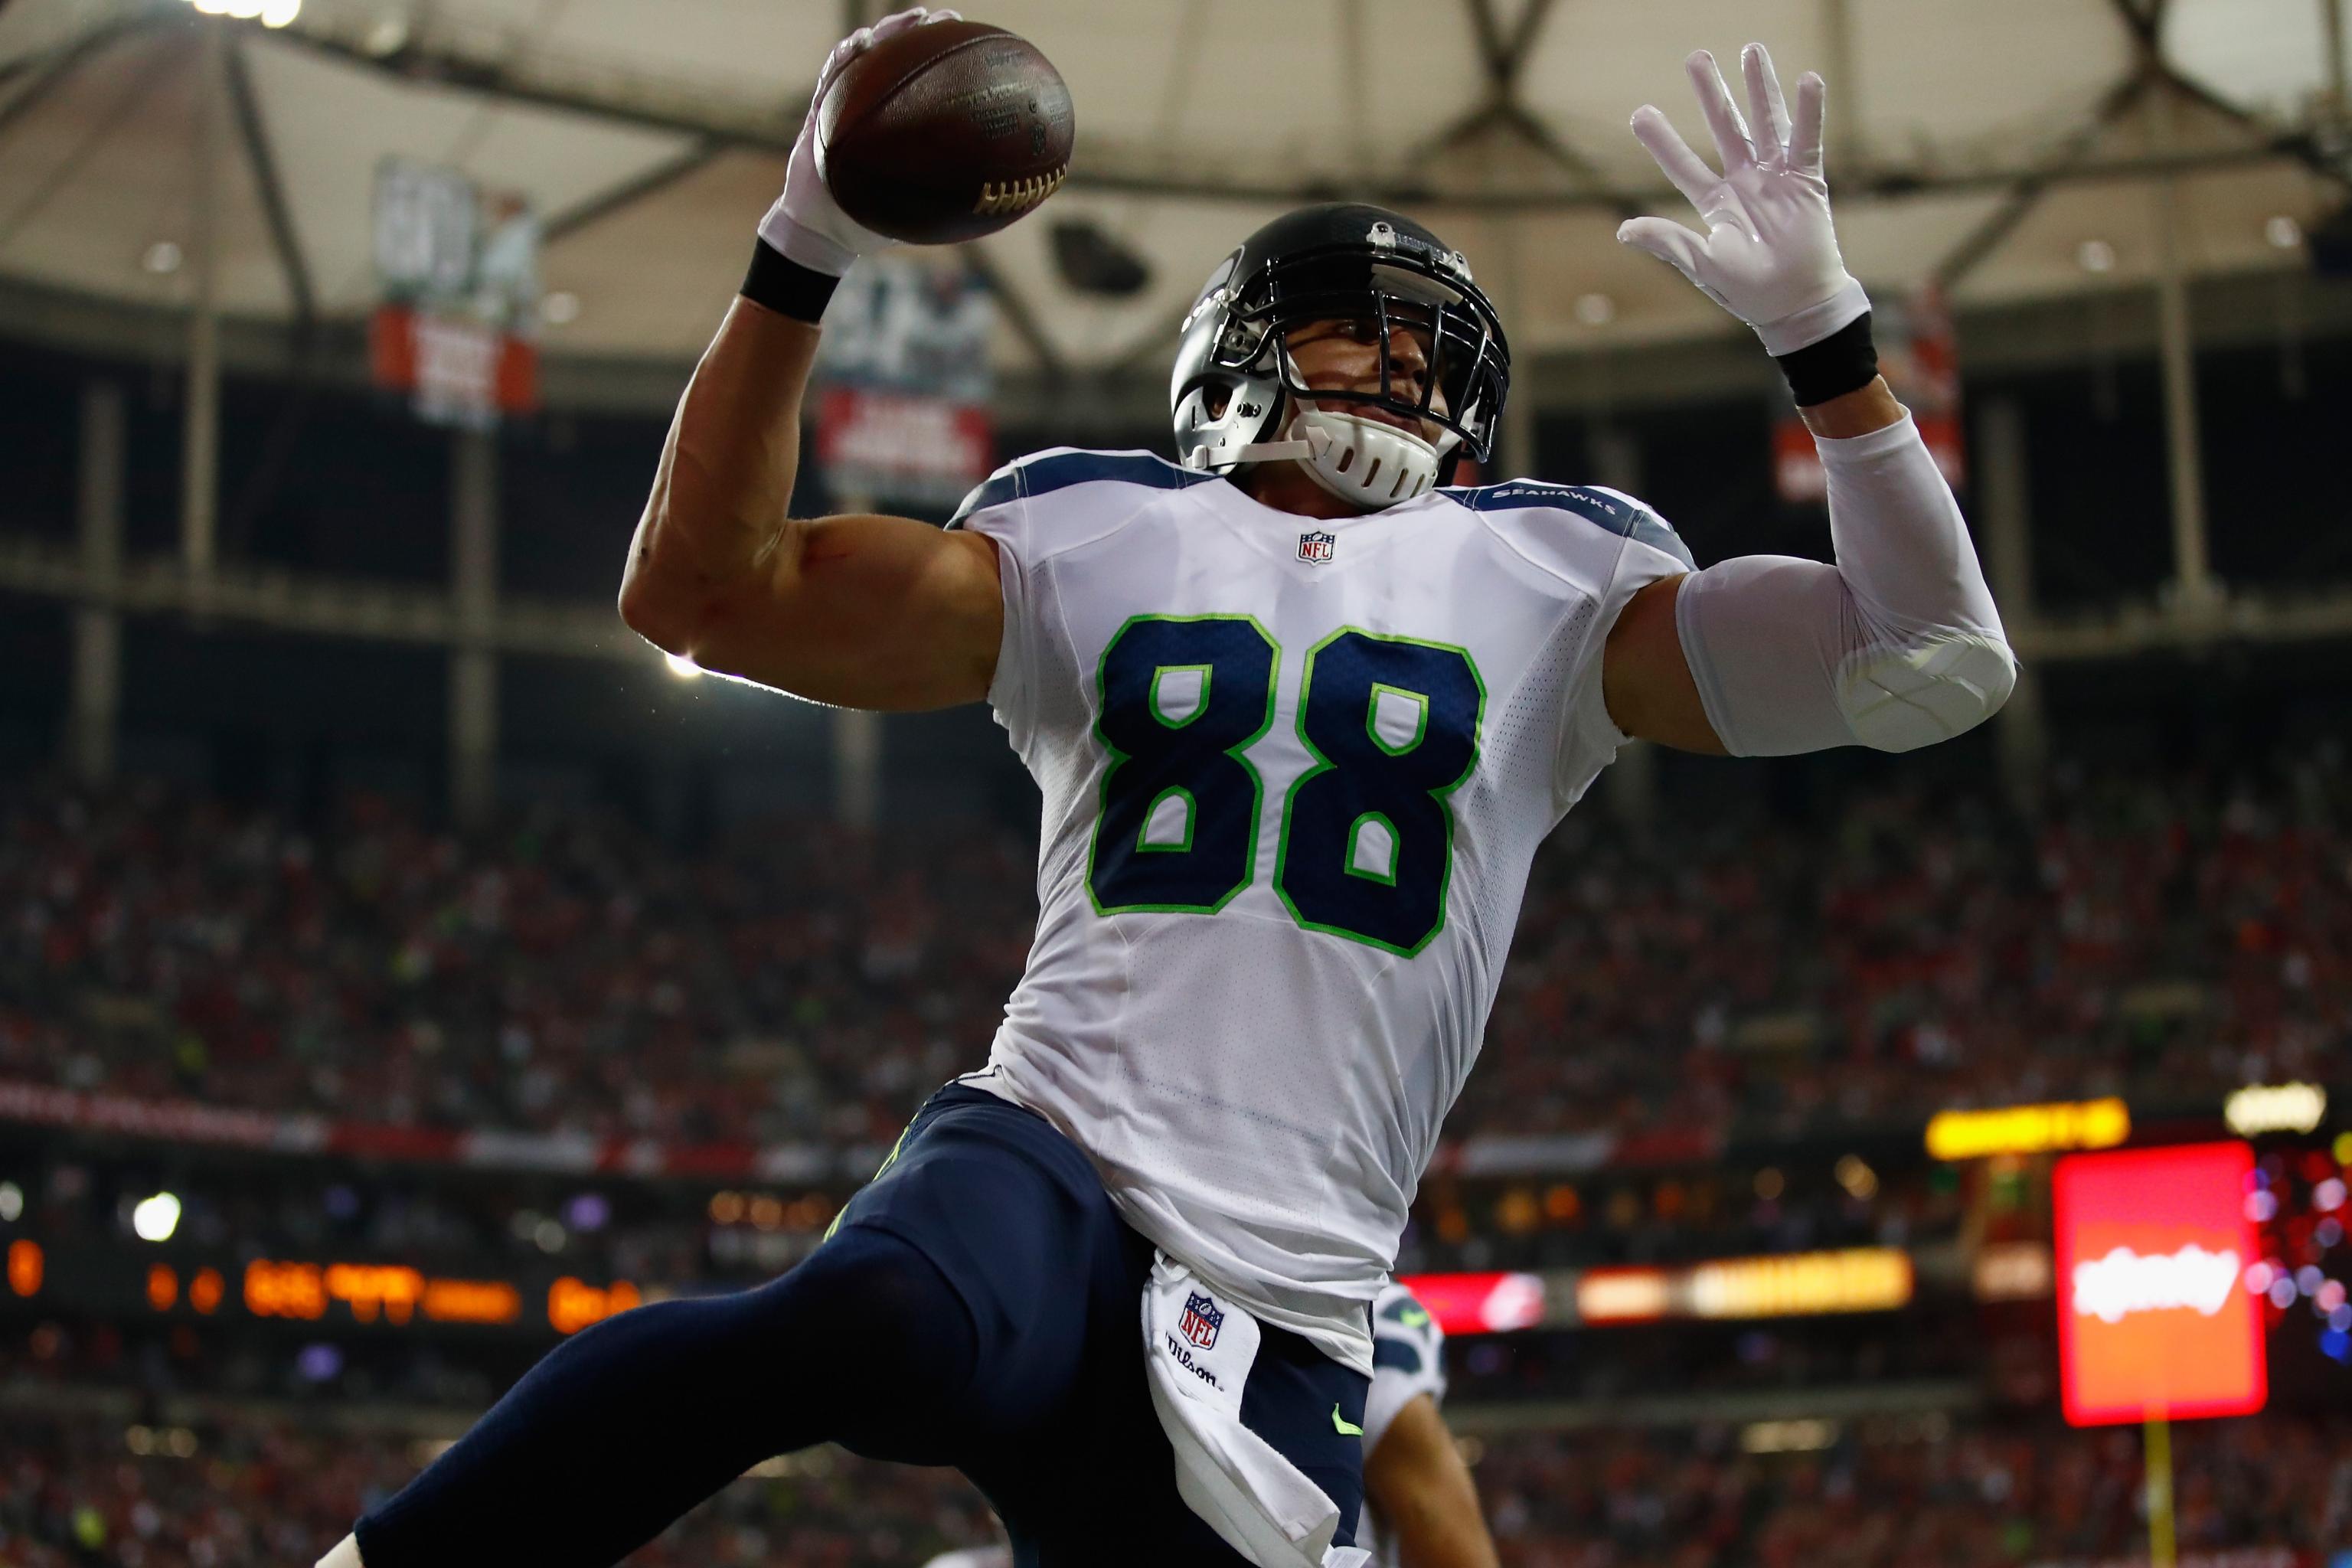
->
xmin=1179 ymin=1290 xmax=1224 ymax=1348
xmin=1297 ymin=531 xmax=1336 ymax=565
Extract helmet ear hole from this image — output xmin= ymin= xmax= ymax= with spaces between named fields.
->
xmin=1205 ymin=387 xmax=1231 ymax=420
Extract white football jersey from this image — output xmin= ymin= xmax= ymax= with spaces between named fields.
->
xmin=1357 ymin=1281 xmax=1450 ymax=1566
xmin=951 ymin=449 xmax=1690 ymax=1375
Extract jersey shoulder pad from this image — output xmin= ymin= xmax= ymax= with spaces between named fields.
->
xmin=1442 ymin=479 xmax=1694 ymax=569
xmin=949 ymin=448 xmax=1214 ymax=529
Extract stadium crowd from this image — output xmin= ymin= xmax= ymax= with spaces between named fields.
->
xmin=2 ymin=744 xmax=2347 ymax=1160
xmin=0 ymin=1406 xmax=2344 ymax=1568
xmin=0 ymin=1413 xmax=1000 ymax=1568
xmin=1475 ymin=1412 xmax=2352 ymax=1567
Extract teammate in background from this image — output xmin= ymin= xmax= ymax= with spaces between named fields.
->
xmin=916 ymin=1282 xmax=1494 ymax=1568
xmin=323 ymin=12 xmax=2012 ymax=1568
xmin=1356 ymin=1283 xmax=1496 ymax=1568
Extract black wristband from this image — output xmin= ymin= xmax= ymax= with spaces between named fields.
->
xmin=740 ymin=239 xmax=841 ymax=323
xmin=1773 ymin=311 xmax=1878 ymax=407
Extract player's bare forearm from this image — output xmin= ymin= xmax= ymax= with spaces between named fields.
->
xmin=618 ymin=299 xmax=1003 ymax=710
xmin=1364 ymin=1396 xmax=1502 ymax=1568
xmin=1798 ymin=375 xmax=1903 ymax=438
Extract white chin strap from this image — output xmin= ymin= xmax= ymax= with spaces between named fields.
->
xmin=1228 ymin=410 xmax=1446 ymax=511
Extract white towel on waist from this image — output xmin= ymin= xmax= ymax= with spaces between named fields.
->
xmin=1140 ymin=1253 xmax=1370 ymax=1568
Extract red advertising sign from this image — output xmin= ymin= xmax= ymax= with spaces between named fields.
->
xmin=1396 ymin=1272 xmax=1547 ymax=1335
xmin=2053 ymin=1142 xmax=2266 ymax=1426
xmin=813 ymin=385 xmax=994 ymax=510
xmin=371 ymin=160 xmax=541 ymax=430
xmin=812 ymin=255 xmax=995 ymax=511
xmin=370 ymin=306 xmax=539 ymax=426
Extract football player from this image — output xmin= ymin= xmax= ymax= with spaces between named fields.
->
xmin=322 ymin=14 xmax=2011 ymax=1568
xmin=1355 ymin=1282 xmax=1494 ymax=1568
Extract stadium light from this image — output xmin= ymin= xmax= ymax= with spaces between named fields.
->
xmin=664 ymin=652 xmax=704 ymax=680
xmin=0 ymin=1181 xmax=21 ymax=1223
xmin=1834 ymin=1154 xmax=1878 ymax=1199
xmin=132 ymin=1191 xmax=181 ymax=1243
xmin=1925 ymin=1098 xmax=2129 ymax=1161
xmin=2223 ymin=1081 xmax=2326 ymax=1137
xmin=181 ymin=0 xmax=302 ymax=28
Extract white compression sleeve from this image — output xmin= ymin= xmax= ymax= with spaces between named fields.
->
xmin=1673 ymin=413 xmax=2017 ymax=756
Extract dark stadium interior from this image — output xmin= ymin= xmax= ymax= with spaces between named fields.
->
xmin=5 ymin=3 xmax=2352 ymax=1562
xmin=7 ymin=329 xmax=2352 ymax=1559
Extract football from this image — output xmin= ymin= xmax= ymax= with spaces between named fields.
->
xmin=816 ymin=18 xmax=1076 ymax=246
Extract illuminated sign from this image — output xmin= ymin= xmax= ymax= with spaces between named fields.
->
xmin=1575 ymin=1267 xmax=1673 ymax=1325
xmin=2223 ymin=1083 xmax=2327 ymax=1137
xmin=7 ymin=1239 xmax=41 ymax=1297
xmin=1972 ymin=1241 xmax=2055 ymax=1301
xmin=1687 ymin=1248 xmax=1912 ymax=1319
xmin=1415 ymin=1248 xmax=1914 ymax=1331
xmin=1458 ymin=1241 xmax=1919 ymax=1335
xmin=427 ymin=1278 xmax=524 ymax=1325
xmin=2054 ymin=1142 xmax=2266 ymax=1426
xmin=1391 ymin=1272 xmax=1544 ymax=1335
xmin=241 ymin=1259 xmax=544 ymax=1330
xmin=244 ymin=1259 xmax=328 ymax=1319
xmin=1574 ymin=1251 xmax=1915 ymax=1324
xmin=1576 ymin=1250 xmax=1912 ymax=1324
xmin=549 ymin=1276 xmax=642 ymax=1335
xmin=325 ymin=1263 xmax=427 ymax=1325
xmin=1926 ymin=1099 xmax=2130 ymax=1161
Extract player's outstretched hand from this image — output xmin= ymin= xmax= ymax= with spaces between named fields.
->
xmin=760 ymin=7 xmax=962 ymax=276
xmin=1617 ymin=44 xmax=1868 ymax=355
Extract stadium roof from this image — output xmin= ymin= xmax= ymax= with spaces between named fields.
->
xmin=0 ymin=0 xmax=2341 ymax=375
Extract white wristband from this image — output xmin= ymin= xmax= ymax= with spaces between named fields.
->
xmin=1753 ymin=274 xmax=1870 ymax=357
xmin=757 ymin=200 xmax=859 ymax=279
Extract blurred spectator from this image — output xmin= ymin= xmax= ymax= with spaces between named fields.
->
xmin=0 ymin=1413 xmax=998 ymax=1567
xmin=1475 ymin=1412 xmax=2352 ymax=1567
xmin=2 ymin=1406 xmax=2344 ymax=1568
xmin=4 ymin=745 xmax=2348 ymax=1163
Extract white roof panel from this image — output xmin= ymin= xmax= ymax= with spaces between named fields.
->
xmin=0 ymin=0 xmax=2328 ymax=374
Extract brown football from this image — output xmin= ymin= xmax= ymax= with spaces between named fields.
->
xmin=816 ymin=19 xmax=1075 ymax=246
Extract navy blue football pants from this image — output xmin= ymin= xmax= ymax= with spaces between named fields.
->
xmin=356 ymin=1085 xmax=1367 ymax=1567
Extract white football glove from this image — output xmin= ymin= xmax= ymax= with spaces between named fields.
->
xmin=757 ymin=7 xmax=962 ymax=276
xmin=1618 ymin=44 xmax=1869 ymax=357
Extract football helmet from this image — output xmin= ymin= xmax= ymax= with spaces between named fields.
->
xmin=1171 ymin=203 xmax=1511 ymax=509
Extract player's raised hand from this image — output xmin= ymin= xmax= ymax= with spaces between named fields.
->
xmin=1617 ymin=44 xmax=1869 ymax=355
xmin=760 ymin=7 xmax=962 ymax=276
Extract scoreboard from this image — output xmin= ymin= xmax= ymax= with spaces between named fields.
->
xmin=3 ymin=1240 xmax=641 ymax=1338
